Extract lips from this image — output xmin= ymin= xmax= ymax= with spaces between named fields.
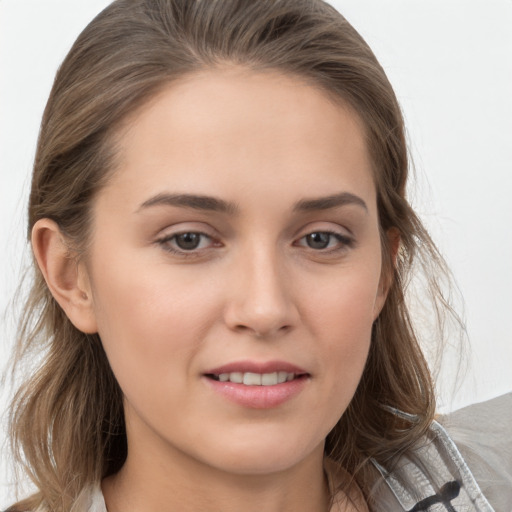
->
xmin=203 ymin=361 xmax=310 ymax=408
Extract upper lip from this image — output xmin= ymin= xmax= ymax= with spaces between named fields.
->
xmin=204 ymin=360 xmax=309 ymax=375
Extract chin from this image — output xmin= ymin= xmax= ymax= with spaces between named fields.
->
xmin=196 ymin=431 xmax=325 ymax=476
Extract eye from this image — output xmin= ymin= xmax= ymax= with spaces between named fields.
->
xmin=296 ymin=231 xmax=354 ymax=251
xmin=174 ymin=232 xmax=205 ymax=250
xmin=157 ymin=231 xmax=216 ymax=253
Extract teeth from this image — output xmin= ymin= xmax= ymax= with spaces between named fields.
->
xmin=243 ymin=372 xmax=262 ymax=385
xmin=261 ymin=372 xmax=277 ymax=385
xmin=229 ymin=372 xmax=243 ymax=384
xmin=215 ymin=371 xmax=296 ymax=385
xmin=277 ymin=371 xmax=288 ymax=384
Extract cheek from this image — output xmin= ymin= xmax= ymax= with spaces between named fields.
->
xmin=318 ymin=280 xmax=375 ymax=378
xmin=305 ymin=259 xmax=382 ymax=339
xmin=87 ymin=255 xmax=221 ymax=397
xmin=302 ymin=264 xmax=380 ymax=417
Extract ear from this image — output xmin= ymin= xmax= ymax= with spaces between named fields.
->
xmin=31 ymin=218 xmax=98 ymax=334
xmin=373 ymin=227 xmax=401 ymax=319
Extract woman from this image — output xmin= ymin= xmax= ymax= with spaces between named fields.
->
xmin=5 ymin=1 xmax=511 ymax=511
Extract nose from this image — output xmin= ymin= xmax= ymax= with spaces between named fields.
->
xmin=223 ymin=245 xmax=298 ymax=339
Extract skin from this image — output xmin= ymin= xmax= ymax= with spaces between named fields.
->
xmin=33 ymin=68 xmax=388 ymax=511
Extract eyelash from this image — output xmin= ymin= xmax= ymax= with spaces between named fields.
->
xmin=156 ymin=230 xmax=354 ymax=258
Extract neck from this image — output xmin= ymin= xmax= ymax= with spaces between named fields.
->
xmin=102 ymin=432 xmax=331 ymax=512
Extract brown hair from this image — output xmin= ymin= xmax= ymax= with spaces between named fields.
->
xmin=8 ymin=0 xmax=460 ymax=510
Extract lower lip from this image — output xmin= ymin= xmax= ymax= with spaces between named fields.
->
xmin=203 ymin=376 xmax=309 ymax=409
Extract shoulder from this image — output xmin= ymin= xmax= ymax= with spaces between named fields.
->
xmin=369 ymin=393 xmax=512 ymax=511
xmin=439 ymin=393 xmax=512 ymax=511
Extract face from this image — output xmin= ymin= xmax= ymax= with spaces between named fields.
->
xmin=84 ymin=68 xmax=387 ymax=476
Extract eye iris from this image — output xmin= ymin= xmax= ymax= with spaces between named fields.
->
xmin=176 ymin=233 xmax=201 ymax=250
xmin=307 ymin=232 xmax=330 ymax=249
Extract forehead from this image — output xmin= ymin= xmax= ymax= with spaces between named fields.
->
xmin=105 ymin=68 xmax=376 ymax=209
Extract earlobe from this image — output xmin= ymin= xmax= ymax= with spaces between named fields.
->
xmin=31 ymin=219 xmax=98 ymax=334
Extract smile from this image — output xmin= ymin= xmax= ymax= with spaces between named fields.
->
xmin=208 ymin=371 xmax=297 ymax=386
xmin=203 ymin=363 xmax=310 ymax=409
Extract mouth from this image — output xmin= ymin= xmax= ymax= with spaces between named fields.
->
xmin=205 ymin=371 xmax=307 ymax=386
xmin=203 ymin=365 xmax=310 ymax=408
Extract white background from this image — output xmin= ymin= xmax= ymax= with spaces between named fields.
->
xmin=1 ymin=0 xmax=511 ymax=507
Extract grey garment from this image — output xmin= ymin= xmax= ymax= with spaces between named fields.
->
xmin=369 ymin=393 xmax=512 ymax=511
xmin=440 ymin=393 xmax=512 ymax=511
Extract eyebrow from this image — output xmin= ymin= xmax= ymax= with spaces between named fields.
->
xmin=293 ymin=192 xmax=368 ymax=213
xmin=137 ymin=191 xmax=367 ymax=215
xmin=138 ymin=193 xmax=240 ymax=214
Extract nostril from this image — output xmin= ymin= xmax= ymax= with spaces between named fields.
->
xmin=234 ymin=323 xmax=291 ymax=338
